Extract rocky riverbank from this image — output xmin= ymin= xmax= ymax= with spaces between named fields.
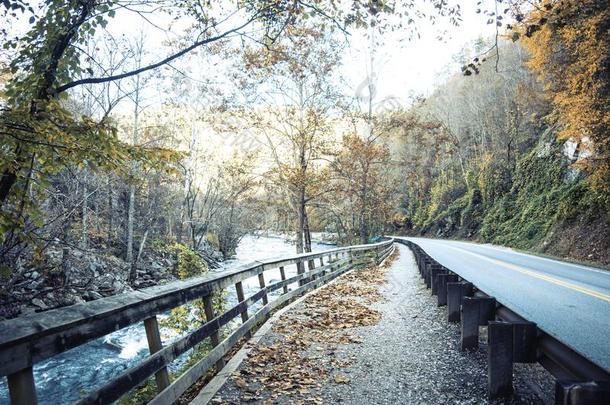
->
xmin=0 ymin=241 xmax=223 ymax=320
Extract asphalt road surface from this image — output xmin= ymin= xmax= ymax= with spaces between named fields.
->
xmin=394 ymin=237 xmax=610 ymax=372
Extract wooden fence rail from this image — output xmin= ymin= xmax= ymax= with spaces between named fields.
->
xmin=0 ymin=240 xmax=394 ymax=405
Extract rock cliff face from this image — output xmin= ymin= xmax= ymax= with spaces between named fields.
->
xmin=0 ymin=241 xmax=222 ymax=320
xmin=412 ymin=131 xmax=610 ymax=267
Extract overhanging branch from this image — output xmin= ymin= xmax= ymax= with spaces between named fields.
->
xmin=53 ymin=15 xmax=259 ymax=95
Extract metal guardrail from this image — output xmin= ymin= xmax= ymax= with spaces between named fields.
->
xmin=394 ymin=237 xmax=610 ymax=404
xmin=0 ymin=240 xmax=394 ymax=405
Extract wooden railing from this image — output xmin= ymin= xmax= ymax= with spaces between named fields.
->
xmin=0 ymin=240 xmax=394 ymax=405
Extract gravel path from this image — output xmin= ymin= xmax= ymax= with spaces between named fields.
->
xmin=211 ymin=244 xmax=555 ymax=404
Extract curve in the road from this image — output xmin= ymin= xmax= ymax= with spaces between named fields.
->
xmin=396 ymin=237 xmax=610 ymax=373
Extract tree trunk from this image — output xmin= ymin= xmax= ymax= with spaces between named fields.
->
xmin=177 ymin=178 xmax=190 ymax=245
xmin=135 ymin=229 xmax=149 ymax=265
xmin=359 ymin=212 xmax=368 ymax=244
xmin=126 ymin=62 xmax=141 ymax=263
xmin=107 ymin=179 xmax=114 ymax=245
xmin=126 ymin=185 xmax=135 ymax=263
xmin=303 ymin=208 xmax=312 ymax=253
xmin=359 ymin=169 xmax=369 ymax=244
xmin=81 ymin=177 xmax=88 ymax=249
xmin=295 ymin=188 xmax=305 ymax=254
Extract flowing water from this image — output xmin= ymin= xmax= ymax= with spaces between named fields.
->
xmin=0 ymin=235 xmax=334 ymax=405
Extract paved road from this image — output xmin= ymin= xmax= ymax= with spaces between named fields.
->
xmin=395 ymin=237 xmax=610 ymax=373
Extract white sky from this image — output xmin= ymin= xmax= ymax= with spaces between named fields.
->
xmin=100 ymin=0 xmax=499 ymax=112
xmin=5 ymin=0 xmax=498 ymax=113
xmin=343 ymin=0 xmax=498 ymax=108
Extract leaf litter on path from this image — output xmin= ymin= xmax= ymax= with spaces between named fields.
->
xmin=213 ymin=248 xmax=400 ymax=404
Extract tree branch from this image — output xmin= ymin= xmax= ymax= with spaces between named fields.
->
xmin=53 ymin=15 xmax=260 ymax=95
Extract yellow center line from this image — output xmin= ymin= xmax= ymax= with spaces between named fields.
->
xmin=434 ymin=243 xmax=610 ymax=303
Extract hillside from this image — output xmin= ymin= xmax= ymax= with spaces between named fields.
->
xmin=411 ymin=128 xmax=610 ymax=266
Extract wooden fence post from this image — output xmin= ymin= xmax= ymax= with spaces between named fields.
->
xmin=447 ymin=281 xmax=473 ymax=322
xmin=144 ymin=316 xmax=171 ymax=392
xmin=7 ymin=367 xmax=38 ymax=405
xmin=258 ymin=272 xmax=268 ymax=305
xmin=279 ymin=266 xmax=288 ymax=294
xmin=488 ymin=321 xmax=514 ymax=398
xmin=307 ymin=259 xmax=316 ymax=286
xmin=234 ymin=281 xmax=251 ymax=339
xmin=319 ymin=256 xmax=327 ymax=282
xmin=461 ymin=296 xmax=496 ymax=350
xmin=437 ymin=273 xmax=457 ymax=306
xmin=203 ymin=294 xmax=225 ymax=371
xmin=297 ymin=260 xmax=306 ymax=286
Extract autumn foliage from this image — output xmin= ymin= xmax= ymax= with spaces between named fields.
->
xmin=521 ymin=0 xmax=610 ymax=193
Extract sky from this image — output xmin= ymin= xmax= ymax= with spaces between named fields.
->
xmin=343 ymin=0 xmax=498 ymax=109
xmin=5 ymin=0 xmax=499 ymax=115
xmin=99 ymin=0 xmax=499 ymax=112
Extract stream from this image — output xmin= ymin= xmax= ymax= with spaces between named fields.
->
xmin=0 ymin=235 xmax=334 ymax=405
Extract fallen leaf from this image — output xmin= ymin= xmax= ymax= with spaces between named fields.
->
xmin=333 ymin=374 xmax=350 ymax=384
xmin=234 ymin=378 xmax=248 ymax=389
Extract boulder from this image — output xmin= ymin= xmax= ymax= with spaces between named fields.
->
xmin=31 ymin=298 xmax=47 ymax=309
xmin=86 ymin=290 xmax=104 ymax=301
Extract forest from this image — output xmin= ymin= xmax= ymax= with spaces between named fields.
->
xmin=0 ymin=0 xmax=609 ymax=323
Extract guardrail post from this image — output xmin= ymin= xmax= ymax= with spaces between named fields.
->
xmin=144 ymin=316 xmax=171 ymax=392
xmin=278 ymin=267 xmax=288 ymax=294
xmin=461 ymin=296 xmax=496 ymax=350
xmin=437 ymin=273 xmax=458 ymax=306
xmin=477 ymin=297 xmax=496 ymax=325
xmin=430 ymin=266 xmax=445 ymax=295
xmin=512 ymin=322 xmax=537 ymax=363
xmin=447 ymin=281 xmax=473 ymax=322
xmin=555 ymin=381 xmax=610 ymax=405
xmin=488 ymin=321 xmax=514 ymax=398
xmin=413 ymin=250 xmax=420 ymax=271
xmin=420 ymin=257 xmax=426 ymax=276
xmin=461 ymin=297 xmax=480 ymax=350
xmin=424 ymin=260 xmax=432 ymax=288
xmin=203 ymin=294 xmax=225 ymax=371
xmin=7 ymin=367 xmax=38 ymax=405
